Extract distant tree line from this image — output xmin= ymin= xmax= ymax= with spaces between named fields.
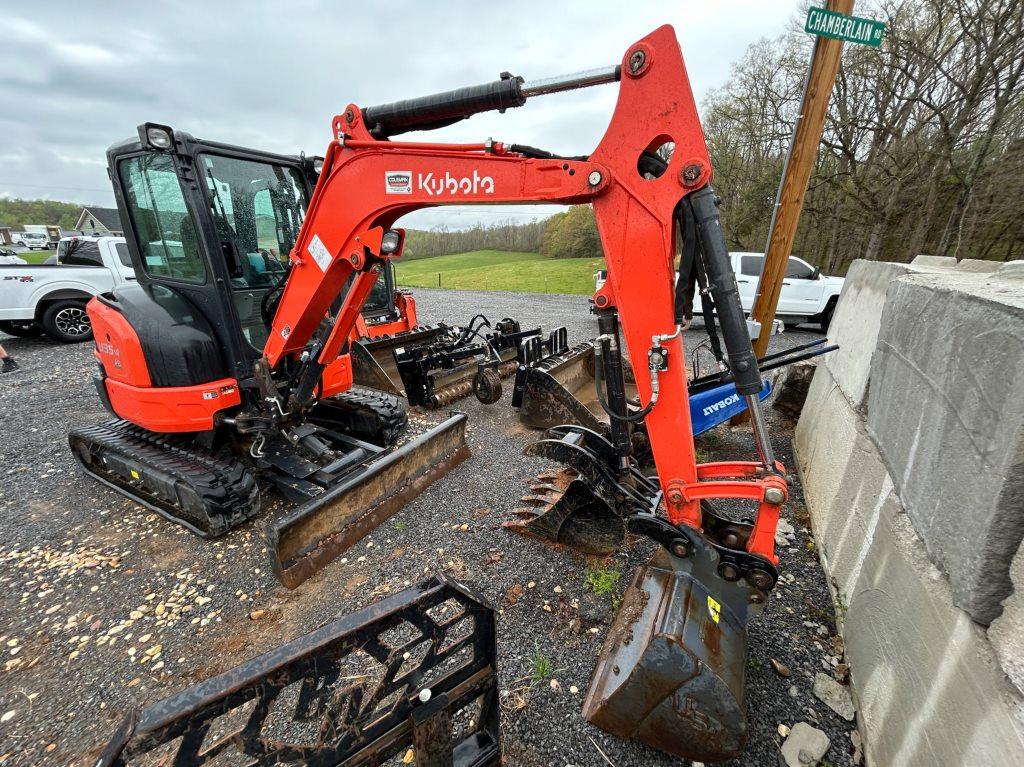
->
xmin=0 ymin=199 xmax=82 ymax=229
xmin=404 ymin=219 xmax=548 ymax=259
xmin=705 ymin=0 xmax=1024 ymax=271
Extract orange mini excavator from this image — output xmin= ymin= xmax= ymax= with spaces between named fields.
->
xmin=73 ymin=26 xmax=786 ymax=761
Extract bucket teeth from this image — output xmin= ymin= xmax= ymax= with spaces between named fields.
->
xmin=505 ymin=476 xmax=625 ymax=555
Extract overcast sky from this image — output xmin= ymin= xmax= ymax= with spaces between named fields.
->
xmin=0 ymin=0 xmax=798 ymax=229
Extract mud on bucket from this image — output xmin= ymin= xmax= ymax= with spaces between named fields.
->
xmin=583 ymin=545 xmax=763 ymax=762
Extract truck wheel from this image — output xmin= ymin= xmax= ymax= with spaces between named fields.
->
xmin=41 ymin=300 xmax=93 ymax=343
xmin=0 ymin=320 xmax=44 ymax=338
xmin=818 ymin=300 xmax=836 ymax=333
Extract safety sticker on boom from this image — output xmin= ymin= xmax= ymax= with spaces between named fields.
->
xmin=308 ymin=234 xmax=333 ymax=272
xmin=707 ymin=595 xmax=722 ymax=624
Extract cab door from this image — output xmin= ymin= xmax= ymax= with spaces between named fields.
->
xmin=735 ymin=253 xmax=763 ymax=312
xmin=777 ymin=257 xmax=824 ymax=316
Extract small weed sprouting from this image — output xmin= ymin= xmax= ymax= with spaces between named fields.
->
xmin=393 ymin=520 xmax=409 ymax=531
xmin=530 ymin=644 xmax=555 ymax=683
xmin=584 ymin=567 xmax=621 ymax=596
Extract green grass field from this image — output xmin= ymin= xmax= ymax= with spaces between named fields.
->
xmin=394 ymin=250 xmax=604 ymax=295
xmin=15 ymin=250 xmax=53 ymax=264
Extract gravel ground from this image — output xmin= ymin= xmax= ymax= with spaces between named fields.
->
xmin=0 ymin=289 xmax=857 ymax=766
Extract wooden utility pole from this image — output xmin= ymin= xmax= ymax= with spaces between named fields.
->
xmin=731 ymin=0 xmax=853 ymax=424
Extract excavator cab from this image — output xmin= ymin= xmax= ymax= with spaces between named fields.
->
xmin=70 ymin=126 xmax=470 ymax=585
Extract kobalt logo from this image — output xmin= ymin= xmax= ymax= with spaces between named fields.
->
xmin=702 ymin=393 xmax=740 ymax=417
xmin=385 ymin=171 xmax=412 ymax=194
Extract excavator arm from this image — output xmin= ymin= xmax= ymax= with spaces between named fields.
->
xmin=265 ymin=24 xmax=785 ymax=561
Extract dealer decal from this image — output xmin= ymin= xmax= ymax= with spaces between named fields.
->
xmin=385 ymin=171 xmax=412 ymax=194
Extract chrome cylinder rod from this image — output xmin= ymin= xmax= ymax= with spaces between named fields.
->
xmin=745 ymin=394 xmax=777 ymax=470
xmin=521 ymin=66 xmax=620 ymax=98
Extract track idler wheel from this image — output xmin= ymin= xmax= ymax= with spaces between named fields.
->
xmin=583 ymin=527 xmax=766 ymax=762
xmin=473 ymin=367 xmax=503 ymax=404
xmin=504 ymin=468 xmax=625 ymax=555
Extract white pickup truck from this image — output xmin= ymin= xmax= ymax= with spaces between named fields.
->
xmin=594 ymin=252 xmax=844 ymax=331
xmin=699 ymin=252 xmax=843 ymax=331
xmin=0 ymin=236 xmax=135 ymax=342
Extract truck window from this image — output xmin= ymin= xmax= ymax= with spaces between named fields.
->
xmin=58 ymin=240 xmax=102 ymax=266
xmin=740 ymin=255 xmax=764 ymax=276
xmin=785 ymin=258 xmax=814 ymax=279
xmin=118 ymin=154 xmax=207 ymax=284
xmin=114 ymin=243 xmax=134 ymax=268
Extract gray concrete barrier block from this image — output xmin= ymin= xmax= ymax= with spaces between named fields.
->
xmin=911 ymin=254 xmax=957 ymax=268
xmin=999 ymin=260 xmax=1024 ymax=280
xmin=824 ymin=261 xmax=917 ymax=411
xmin=867 ymin=272 xmax=1024 ymax=625
xmin=990 ymin=544 xmax=1024 ymax=694
xmin=795 ymin=365 xmax=1024 ymax=765
xmin=955 ymin=258 xmax=1001 ymax=273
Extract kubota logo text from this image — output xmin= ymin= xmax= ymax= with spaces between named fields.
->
xmin=385 ymin=170 xmax=495 ymax=196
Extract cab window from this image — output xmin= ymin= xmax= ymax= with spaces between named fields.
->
xmin=198 ymin=153 xmax=307 ymax=349
xmin=740 ymin=255 xmax=764 ymax=276
xmin=785 ymin=258 xmax=815 ymax=279
xmin=58 ymin=240 xmax=102 ymax=266
xmin=118 ymin=154 xmax=207 ymax=283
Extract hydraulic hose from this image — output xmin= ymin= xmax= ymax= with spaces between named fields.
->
xmin=594 ymin=336 xmax=656 ymax=423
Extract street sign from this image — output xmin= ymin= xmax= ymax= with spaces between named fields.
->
xmin=805 ymin=6 xmax=886 ymax=47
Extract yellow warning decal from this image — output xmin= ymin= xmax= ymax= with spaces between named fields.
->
xmin=707 ymin=595 xmax=721 ymax=624
xmin=130 ymin=469 xmax=140 ymax=480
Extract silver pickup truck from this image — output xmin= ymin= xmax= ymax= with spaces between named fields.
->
xmin=0 ymin=236 xmax=135 ymax=342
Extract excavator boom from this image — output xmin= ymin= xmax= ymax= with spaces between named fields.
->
xmin=254 ymin=25 xmax=787 ymax=761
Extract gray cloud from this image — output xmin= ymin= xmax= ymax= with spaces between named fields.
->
xmin=0 ymin=0 xmax=795 ymax=228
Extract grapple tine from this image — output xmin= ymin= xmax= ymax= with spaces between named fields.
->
xmin=505 ymin=479 xmax=625 ymax=555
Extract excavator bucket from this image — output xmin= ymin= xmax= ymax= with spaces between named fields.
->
xmin=514 ymin=339 xmax=772 ymax=436
xmin=267 ymin=413 xmax=470 ymax=588
xmin=351 ymin=324 xmax=452 ymax=396
xmin=514 ymin=341 xmax=635 ymax=432
xmin=583 ymin=536 xmax=765 ymax=762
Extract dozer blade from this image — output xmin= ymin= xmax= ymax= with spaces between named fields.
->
xmin=583 ymin=533 xmax=764 ymax=762
xmin=267 ymin=413 xmax=469 ymax=588
xmin=351 ymin=324 xmax=451 ymax=396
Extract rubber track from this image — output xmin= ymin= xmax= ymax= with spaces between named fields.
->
xmin=69 ymin=420 xmax=259 ymax=538
xmin=317 ymin=385 xmax=408 ymax=445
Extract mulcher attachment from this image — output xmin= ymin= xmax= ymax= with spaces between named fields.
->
xmin=94 ymin=575 xmax=501 ymax=767
xmin=351 ymin=323 xmax=453 ymax=396
xmin=394 ymin=318 xmax=539 ymax=408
